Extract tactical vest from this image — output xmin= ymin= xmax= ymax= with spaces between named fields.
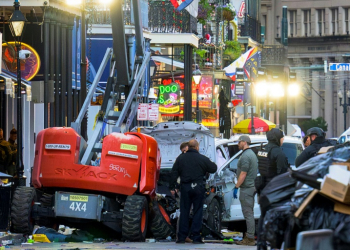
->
xmin=257 ymin=148 xmax=277 ymax=179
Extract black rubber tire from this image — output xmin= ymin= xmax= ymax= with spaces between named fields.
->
xmin=122 ymin=195 xmax=148 ymax=242
xmin=150 ymin=200 xmax=176 ymax=239
xmin=206 ymin=198 xmax=221 ymax=233
xmin=37 ymin=193 xmax=58 ymax=229
xmin=11 ymin=186 xmax=37 ymax=234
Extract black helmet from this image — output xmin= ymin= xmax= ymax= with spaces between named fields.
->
xmin=306 ymin=127 xmax=325 ymax=137
xmin=267 ymin=128 xmax=285 ymax=146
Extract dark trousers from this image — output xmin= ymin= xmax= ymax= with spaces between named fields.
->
xmin=257 ymin=207 xmax=267 ymax=250
xmin=178 ymin=182 xmax=204 ymax=242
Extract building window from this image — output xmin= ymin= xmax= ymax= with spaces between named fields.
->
xmin=289 ymin=10 xmax=297 ymax=37
xmin=345 ymin=8 xmax=350 ymax=34
xmin=317 ymin=9 xmax=325 ymax=35
xmin=276 ymin=16 xmax=279 ymax=37
xmin=303 ymin=9 xmax=311 ymax=36
xmin=262 ymin=15 xmax=267 ymax=37
xmin=331 ymin=8 xmax=339 ymax=35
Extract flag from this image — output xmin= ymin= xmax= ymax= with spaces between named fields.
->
xmin=224 ymin=47 xmax=259 ymax=81
xmin=244 ymin=50 xmax=261 ymax=80
xmin=184 ymin=0 xmax=198 ymax=17
xmin=170 ymin=0 xmax=198 ymax=18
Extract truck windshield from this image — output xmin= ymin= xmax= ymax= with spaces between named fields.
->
xmin=281 ymin=143 xmax=303 ymax=165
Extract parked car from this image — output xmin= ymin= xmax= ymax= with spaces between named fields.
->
xmin=136 ymin=122 xmax=304 ymax=233
xmin=338 ymin=128 xmax=350 ymax=144
xmin=208 ymin=134 xmax=304 ymax=228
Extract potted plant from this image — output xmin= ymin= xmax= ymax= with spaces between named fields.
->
xmin=197 ymin=0 xmax=214 ymax=25
xmin=216 ymin=4 xmax=236 ymax=22
xmin=223 ymin=40 xmax=241 ymax=61
xmin=194 ymin=48 xmax=208 ymax=67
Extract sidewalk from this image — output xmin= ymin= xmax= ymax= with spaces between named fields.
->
xmin=5 ymin=241 xmax=257 ymax=249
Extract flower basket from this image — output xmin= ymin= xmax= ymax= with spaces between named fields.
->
xmin=216 ymin=7 xmax=235 ymax=21
xmin=223 ymin=9 xmax=234 ymax=21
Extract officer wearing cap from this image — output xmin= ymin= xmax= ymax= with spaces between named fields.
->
xmin=295 ymin=127 xmax=333 ymax=167
xmin=234 ymin=135 xmax=258 ymax=246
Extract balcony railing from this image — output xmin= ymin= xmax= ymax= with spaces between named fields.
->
xmin=87 ymin=0 xmax=149 ymax=29
xmin=261 ymin=45 xmax=285 ymax=65
xmin=240 ymin=14 xmax=261 ymax=43
xmin=194 ymin=44 xmax=223 ymax=70
xmin=87 ymin=0 xmax=197 ymax=34
xmin=148 ymin=1 xmax=197 ymax=33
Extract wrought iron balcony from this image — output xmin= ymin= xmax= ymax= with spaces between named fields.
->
xmin=87 ymin=0 xmax=197 ymax=34
xmin=87 ymin=0 xmax=149 ymax=29
xmin=261 ymin=45 xmax=285 ymax=65
xmin=194 ymin=44 xmax=223 ymax=70
xmin=148 ymin=1 xmax=197 ymax=34
xmin=239 ymin=14 xmax=261 ymax=43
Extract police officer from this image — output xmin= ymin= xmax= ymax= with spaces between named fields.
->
xmin=170 ymin=139 xmax=217 ymax=244
xmin=0 ymin=128 xmax=13 ymax=174
xmin=295 ymin=127 xmax=333 ymax=167
xmin=180 ymin=142 xmax=189 ymax=154
xmin=7 ymin=128 xmax=17 ymax=176
xmin=234 ymin=135 xmax=258 ymax=246
xmin=303 ymin=135 xmax=311 ymax=148
xmin=256 ymin=128 xmax=288 ymax=250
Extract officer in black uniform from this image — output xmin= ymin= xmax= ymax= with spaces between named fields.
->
xmin=170 ymin=139 xmax=217 ymax=244
xmin=295 ymin=127 xmax=333 ymax=167
xmin=256 ymin=128 xmax=289 ymax=250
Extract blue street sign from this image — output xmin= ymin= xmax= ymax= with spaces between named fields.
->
xmin=329 ymin=63 xmax=350 ymax=71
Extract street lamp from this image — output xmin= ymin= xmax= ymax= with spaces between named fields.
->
xmin=150 ymin=60 xmax=157 ymax=77
xmin=338 ymin=80 xmax=350 ymax=131
xmin=193 ymin=69 xmax=202 ymax=123
xmin=9 ymin=0 xmax=27 ymax=186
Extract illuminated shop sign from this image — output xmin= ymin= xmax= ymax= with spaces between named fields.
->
xmin=157 ymin=82 xmax=180 ymax=114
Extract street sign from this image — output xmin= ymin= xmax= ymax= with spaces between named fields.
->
xmin=148 ymin=104 xmax=159 ymax=121
xmin=234 ymin=83 xmax=245 ymax=95
xmin=329 ymin=63 xmax=350 ymax=71
xmin=137 ymin=103 xmax=148 ymax=120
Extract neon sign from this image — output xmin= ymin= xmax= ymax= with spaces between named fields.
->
xmin=158 ymin=82 xmax=180 ymax=114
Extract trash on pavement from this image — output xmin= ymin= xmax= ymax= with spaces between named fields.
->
xmin=259 ymin=172 xmax=296 ymax=211
xmin=35 ymin=227 xmax=67 ymax=242
xmin=33 ymin=227 xmax=94 ymax=243
xmin=145 ymin=238 xmax=156 ymax=243
xmin=320 ymin=162 xmax=350 ymax=204
xmin=260 ymin=144 xmax=350 ymax=249
xmin=33 ymin=234 xmax=51 ymax=243
xmin=317 ymin=146 xmax=334 ymax=154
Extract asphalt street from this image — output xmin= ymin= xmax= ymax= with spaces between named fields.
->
xmin=5 ymin=242 xmax=257 ymax=249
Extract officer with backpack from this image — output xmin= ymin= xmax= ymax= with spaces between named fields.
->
xmin=295 ymin=127 xmax=333 ymax=167
xmin=256 ymin=128 xmax=289 ymax=250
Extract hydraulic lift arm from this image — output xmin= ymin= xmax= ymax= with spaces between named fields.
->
xmin=71 ymin=0 xmax=150 ymax=165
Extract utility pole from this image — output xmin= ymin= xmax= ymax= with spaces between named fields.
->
xmin=281 ymin=6 xmax=288 ymax=132
xmin=339 ymin=80 xmax=350 ymax=131
xmin=250 ymin=68 xmax=255 ymax=134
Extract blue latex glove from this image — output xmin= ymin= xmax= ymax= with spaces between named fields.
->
xmin=233 ymin=187 xmax=238 ymax=199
